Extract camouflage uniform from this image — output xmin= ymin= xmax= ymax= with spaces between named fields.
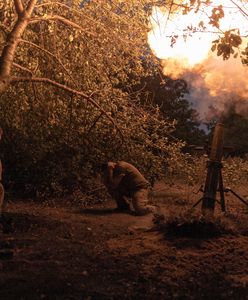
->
xmin=106 ymin=161 xmax=155 ymax=215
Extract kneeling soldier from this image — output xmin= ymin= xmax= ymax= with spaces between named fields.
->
xmin=101 ymin=161 xmax=156 ymax=216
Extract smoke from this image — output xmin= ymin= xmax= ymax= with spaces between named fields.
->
xmin=148 ymin=2 xmax=248 ymax=121
xmin=165 ymin=55 xmax=248 ymax=121
xmin=156 ymin=33 xmax=248 ymax=122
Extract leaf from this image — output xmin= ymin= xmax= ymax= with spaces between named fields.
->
xmin=211 ymin=44 xmax=216 ymax=52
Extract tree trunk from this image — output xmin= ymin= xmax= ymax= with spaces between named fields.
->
xmin=0 ymin=0 xmax=37 ymax=94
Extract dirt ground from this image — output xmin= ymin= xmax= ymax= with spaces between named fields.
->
xmin=1 ymin=182 xmax=248 ymax=300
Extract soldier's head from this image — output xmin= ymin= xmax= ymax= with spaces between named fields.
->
xmin=98 ymin=162 xmax=116 ymax=172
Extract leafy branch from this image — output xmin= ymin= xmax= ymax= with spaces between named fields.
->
xmin=20 ymin=38 xmax=78 ymax=87
xmin=11 ymin=76 xmax=123 ymax=138
xmin=0 ymin=0 xmax=37 ymax=93
xmin=29 ymin=15 xmax=97 ymax=38
xmin=0 ymin=0 xmax=125 ymax=139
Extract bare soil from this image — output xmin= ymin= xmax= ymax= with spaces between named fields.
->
xmin=1 ymin=182 xmax=248 ymax=300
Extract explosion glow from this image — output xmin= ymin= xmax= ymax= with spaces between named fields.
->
xmin=148 ymin=0 xmax=248 ymax=119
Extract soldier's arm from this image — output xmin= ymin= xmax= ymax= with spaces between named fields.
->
xmin=110 ymin=173 xmax=125 ymax=189
xmin=107 ymin=163 xmax=125 ymax=190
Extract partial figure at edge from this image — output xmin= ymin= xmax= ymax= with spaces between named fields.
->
xmin=0 ymin=128 xmax=4 ymax=217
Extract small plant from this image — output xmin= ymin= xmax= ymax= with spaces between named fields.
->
xmin=153 ymin=211 xmax=236 ymax=238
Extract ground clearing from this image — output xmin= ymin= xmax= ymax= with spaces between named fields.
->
xmin=1 ymin=183 xmax=248 ymax=299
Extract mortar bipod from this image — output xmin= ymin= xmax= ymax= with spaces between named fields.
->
xmin=192 ymin=123 xmax=248 ymax=213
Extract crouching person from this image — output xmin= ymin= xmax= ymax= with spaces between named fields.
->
xmin=101 ymin=161 xmax=156 ymax=216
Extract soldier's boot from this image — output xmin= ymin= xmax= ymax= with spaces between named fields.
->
xmin=114 ymin=196 xmax=131 ymax=212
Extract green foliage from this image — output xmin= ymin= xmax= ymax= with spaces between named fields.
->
xmin=167 ymin=151 xmax=248 ymax=193
xmin=241 ymin=44 xmax=248 ymax=65
xmin=136 ymin=74 xmax=207 ymax=145
xmin=0 ymin=0 xmax=187 ymax=197
xmin=153 ymin=211 xmax=235 ymax=237
xmin=212 ymin=30 xmax=243 ymax=60
xmin=223 ymin=157 xmax=248 ymax=187
xmin=209 ymin=5 xmax=224 ymax=28
xmin=162 ymin=0 xmax=248 ymax=64
xmin=0 ymin=0 xmax=246 ymax=199
xmin=222 ymin=105 xmax=248 ymax=156
xmin=0 ymin=87 xmax=186 ymax=196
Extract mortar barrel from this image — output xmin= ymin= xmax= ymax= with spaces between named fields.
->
xmin=202 ymin=123 xmax=225 ymax=212
xmin=209 ymin=123 xmax=224 ymax=162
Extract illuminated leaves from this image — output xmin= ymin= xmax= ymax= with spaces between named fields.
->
xmin=0 ymin=0 xmax=246 ymax=195
xmin=241 ymin=44 xmax=248 ymax=65
xmin=0 ymin=0 xmax=184 ymax=192
xmin=211 ymin=30 xmax=243 ymax=60
xmin=209 ymin=5 xmax=224 ymax=28
xmin=223 ymin=157 xmax=248 ymax=186
xmin=159 ymin=1 xmax=247 ymax=65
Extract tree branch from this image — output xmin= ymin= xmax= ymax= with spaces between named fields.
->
xmin=11 ymin=76 xmax=123 ymax=137
xmin=230 ymin=0 xmax=248 ymax=19
xmin=13 ymin=62 xmax=33 ymax=75
xmin=26 ymin=0 xmax=38 ymax=14
xmin=0 ymin=0 xmax=37 ymax=93
xmin=35 ymin=1 xmax=147 ymax=31
xmin=30 ymin=9 xmax=136 ymax=45
xmin=35 ymin=1 xmax=94 ymax=22
xmin=20 ymin=39 xmax=78 ymax=87
xmin=29 ymin=15 xmax=97 ymax=37
xmin=14 ymin=0 xmax=24 ymax=15
xmin=87 ymin=112 xmax=104 ymax=135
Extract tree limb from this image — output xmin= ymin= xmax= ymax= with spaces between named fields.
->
xmin=11 ymin=76 xmax=123 ymax=138
xmin=13 ymin=62 xmax=33 ymax=75
xmin=0 ymin=0 xmax=37 ymax=93
xmin=26 ymin=0 xmax=38 ymax=14
xmin=30 ymin=8 xmax=137 ymax=45
xmin=35 ymin=1 xmax=148 ymax=31
xmin=29 ymin=15 xmax=97 ymax=37
xmin=20 ymin=39 xmax=78 ymax=87
xmin=14 ymin=0 xmax=24 ymax=15
xmin=230 ymin=0 xmax=248 ymax=19
xmin=35 ymin=1 xmax=95 ymax=23
xmin=87 ymin=112 xmax=104 ymax=135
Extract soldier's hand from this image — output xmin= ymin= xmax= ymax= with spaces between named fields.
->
xmin=107 ymin=162 xmax=115 ymax=169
